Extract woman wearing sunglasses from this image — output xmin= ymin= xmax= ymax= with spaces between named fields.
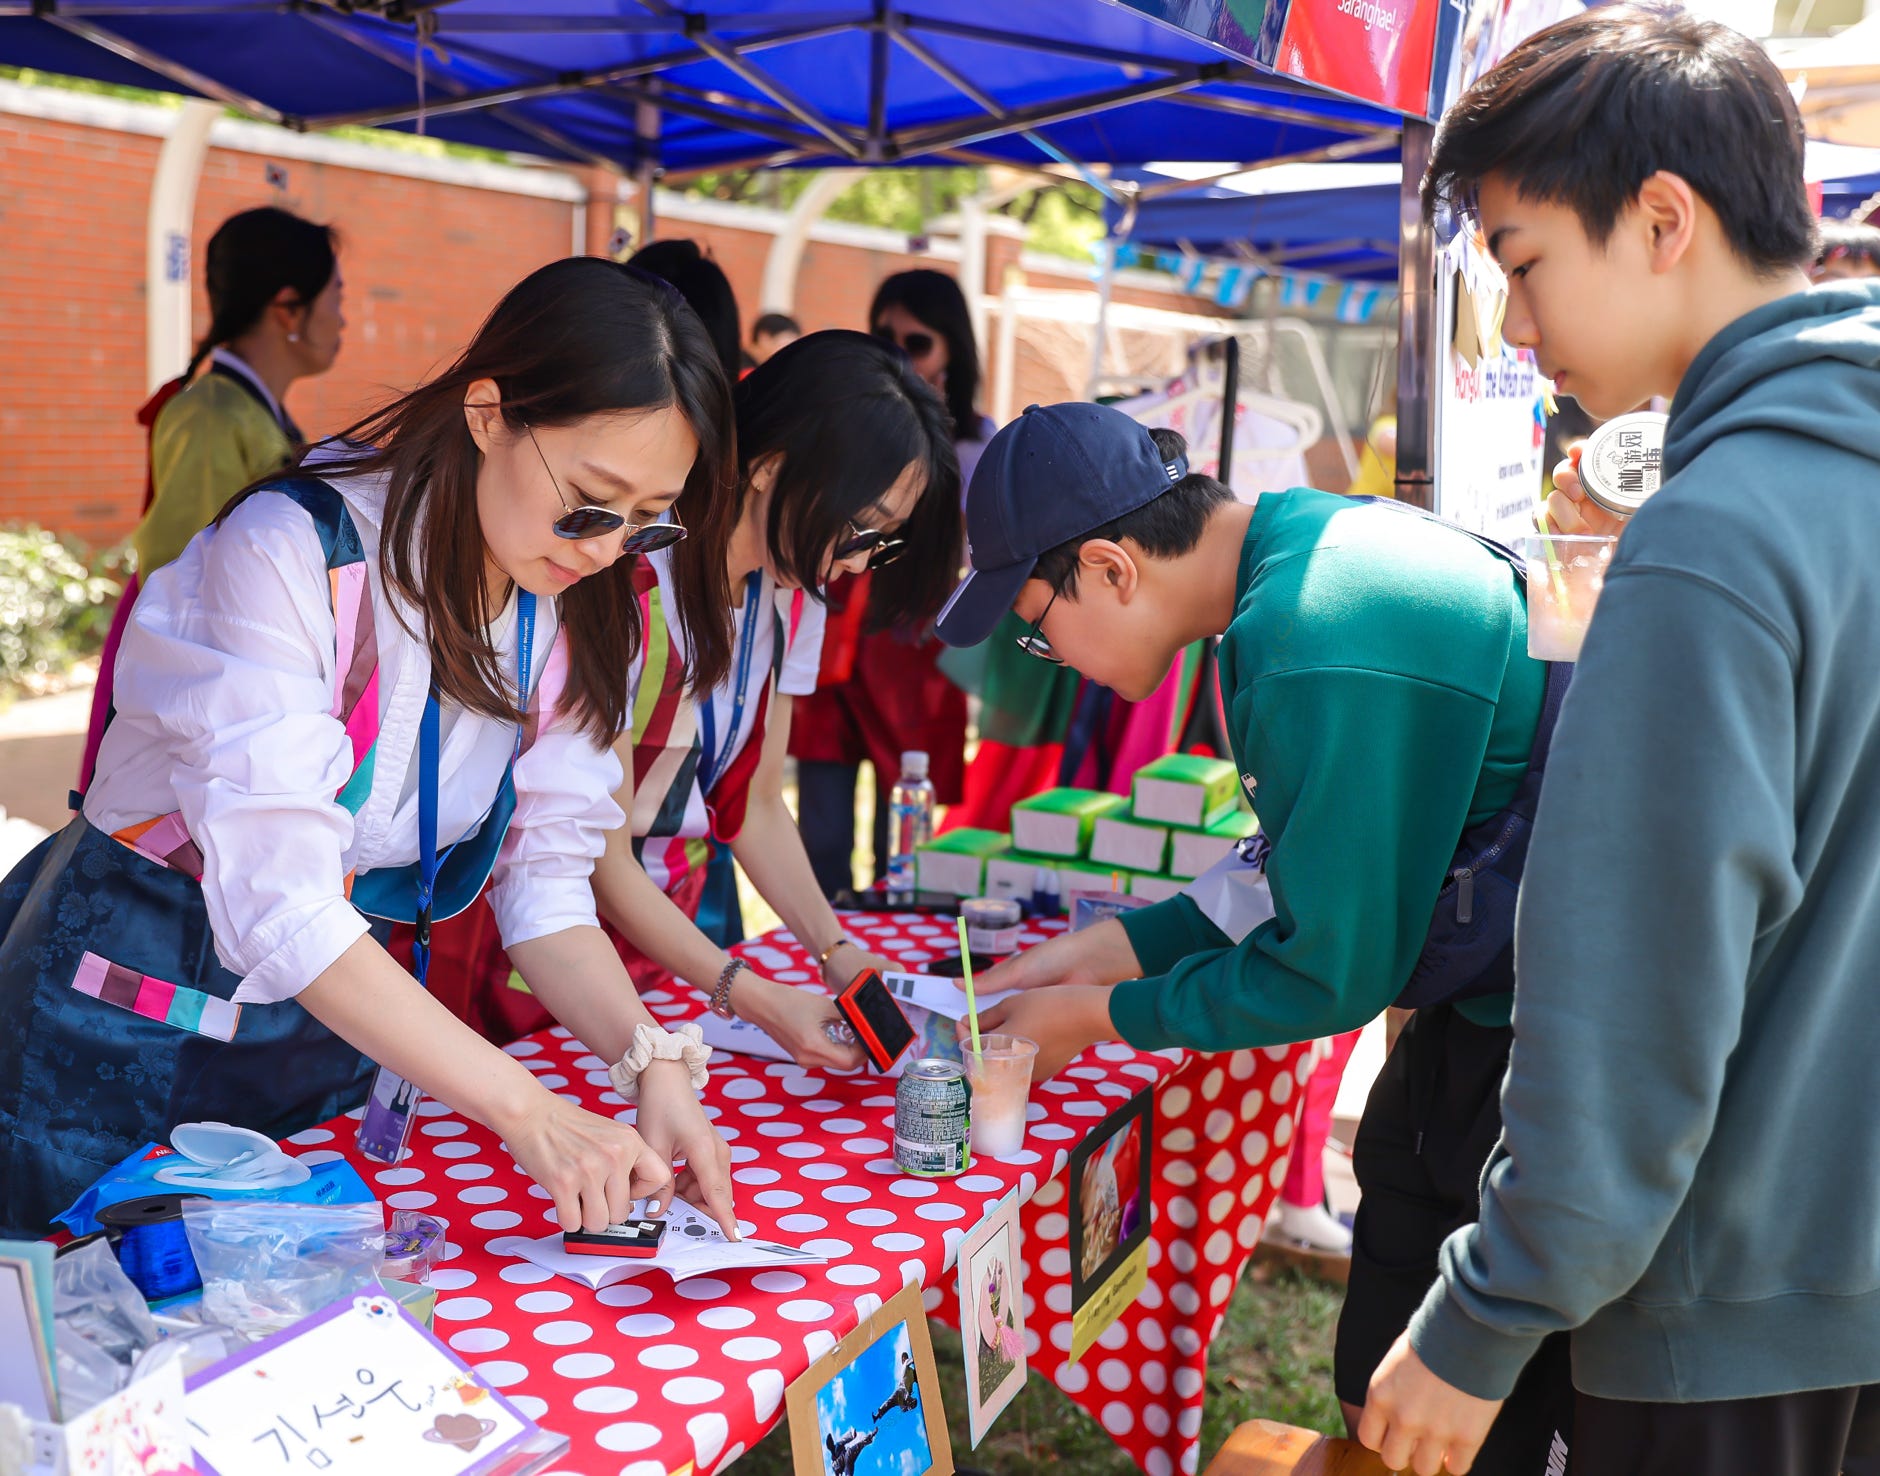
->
xmin=593 ymin=330 xmax=961 ymax=1069
xmin=0 ymin=258 xmax=743 ymax=1239
xmin=793 ymin=271 xmax=991 ymax=897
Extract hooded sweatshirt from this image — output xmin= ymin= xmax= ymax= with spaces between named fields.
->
xmin=1411 ymin=283 xmax=1880 ymax=1403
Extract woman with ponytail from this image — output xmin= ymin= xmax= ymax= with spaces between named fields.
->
xmin=3 ymin=258 xmax=740 ymax=1241
xmin=81 ymin=207 xmax=345 ymax=789
xmin=136 ymin=206 xmax=344 ymax=575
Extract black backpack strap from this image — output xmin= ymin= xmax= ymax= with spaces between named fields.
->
xmin=1509 ymin=659 xmax=1574 ymax=817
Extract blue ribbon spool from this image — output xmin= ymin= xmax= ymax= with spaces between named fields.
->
xmin=97 ymin=1192 xmax=208 ymax=1301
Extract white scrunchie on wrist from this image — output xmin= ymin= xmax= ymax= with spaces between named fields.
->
xmin=610 ymin=1021 xmax=711 ymax=1103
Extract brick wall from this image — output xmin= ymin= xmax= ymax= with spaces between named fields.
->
xmin=0 ymin=97 xmax=1218 ymax=550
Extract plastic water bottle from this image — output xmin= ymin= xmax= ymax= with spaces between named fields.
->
xmin=885 ymin=750 xmax=935 ymax=902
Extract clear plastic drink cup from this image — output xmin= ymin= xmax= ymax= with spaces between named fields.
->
xmin=1525 ymin=533 xmax=1616 ymax=662
xmin=963 ymin=1034 xmax=1039 ymax=1158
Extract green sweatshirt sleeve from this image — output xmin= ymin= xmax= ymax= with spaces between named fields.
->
xmin=1108 ymin=663 xmax=1500 ymax=1051
xmin=1118 ymin=892 xmax=1231 ymax=978
xmin=1409 ymin=566 xmax=1800 ymax=1399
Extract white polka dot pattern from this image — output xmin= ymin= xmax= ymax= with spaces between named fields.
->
xmin=282 ymin=913 xmax=1309 ymax=1476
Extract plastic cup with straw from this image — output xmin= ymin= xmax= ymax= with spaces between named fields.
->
xmin=957 ymin=914 xmax=1038 ymax=1158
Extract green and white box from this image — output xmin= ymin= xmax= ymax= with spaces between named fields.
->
xmin=1128 ymin=872 xmax=1188 ymax=904
xmin=1131 ymin=754 xmax=1241 ymax=830
xmin=1089 ymin=814 xmax=1170 ymax=874
xmin=1169 ymin=810 xmax=1260 ymax=880
xmin=1058 ymin=858 xmax=1122 ymax=894
xmin=914 ymin=829 xmax=1010 ymax=897
xmin=984 ymin=850 xmax=1056 ymax=903
xmin=1009 ymin=788 xmax=1127 ymax=858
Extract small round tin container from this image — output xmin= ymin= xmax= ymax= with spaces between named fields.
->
xmin=962 ymin=896 xmax=1022 ymax=956
xmin=1578 ymin=411 xmax=1668 ymax=516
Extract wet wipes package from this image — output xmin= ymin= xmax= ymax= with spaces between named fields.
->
xmin=58 ymin=1134 xmax=376 ymax=1238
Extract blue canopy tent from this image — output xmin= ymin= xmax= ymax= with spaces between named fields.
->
xmin=1107 ymin=162 xmax=1400 ymax=280
xmin=0 ymin=1 xmax=1400 ymax=182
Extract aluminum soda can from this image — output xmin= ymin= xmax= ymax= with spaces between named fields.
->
xmin=894 ymin=1058 xmax=972 ymax=1178
xmin=1578 ymin=410 xmax=1667 ymax=516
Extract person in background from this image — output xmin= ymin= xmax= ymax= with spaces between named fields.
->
xmin=793 ymin=270 xmax=987 ymax=896
xmin=1811 ymin=216 xmax=1880 ymax=281
xmin=748 ymin=311 xmax=802 ymax=367
xmin=627 ymin=238 xmax=750 ymax=947
xmin=1359 ymin=10 xmax=1880 ymax=1473
xmin=81 ymin=206 xmax=345 ymax=790
xmin=2 ymin=258 xmax=737 ymax=1238
xmin=628 ymin=240 xmax=743 ymax=379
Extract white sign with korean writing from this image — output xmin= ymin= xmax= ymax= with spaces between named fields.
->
xmin=184 ymin=1295 xmax=536 ymax=1476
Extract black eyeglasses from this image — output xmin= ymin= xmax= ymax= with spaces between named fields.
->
xmin=831 ymin=518 xmax=907 ymax=570
xmin=1017 ymin=586 xmax=1063 ymax=663
xmin=528 ymin=426 xmax=688 ymax=553
xmin=873 ymin=323 xmax=936 ymax=360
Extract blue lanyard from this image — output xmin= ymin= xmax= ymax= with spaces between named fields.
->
xmin=411 ymin=591 xmax=535 ymax=985
xmin=697 ymin=572 xmax=763 ymax=798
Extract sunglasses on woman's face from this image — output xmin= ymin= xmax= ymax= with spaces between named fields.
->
xmin=528 ymin=425 xmax=688 ymax=553
xmin=832 ymin=518 xmax=907 ymax=570
xmin=873 ymin=323 xmax=936 ymax=360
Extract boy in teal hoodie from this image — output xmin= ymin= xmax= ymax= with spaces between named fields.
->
xmin=1359 ymin=8 xmax=1880 ymax=1475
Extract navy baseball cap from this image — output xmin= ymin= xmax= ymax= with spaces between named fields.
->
xmin=936 ymin=401 xmax=1188 ymax=648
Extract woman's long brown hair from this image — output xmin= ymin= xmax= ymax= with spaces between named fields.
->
xmin=288 ymin=258 xmax=738 ymax=743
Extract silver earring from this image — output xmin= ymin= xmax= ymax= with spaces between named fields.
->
xmin=287 ymin=333 xmax=301 ymax=343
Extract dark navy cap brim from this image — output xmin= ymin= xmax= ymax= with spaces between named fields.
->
xmin=935 ymin=557 xmax=1037 ymax=648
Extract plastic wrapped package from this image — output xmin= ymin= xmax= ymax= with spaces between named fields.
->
xmin=50 ymin=1236 xmax=161 ymax=1416
xmin=181 ymin=1200 xmax=384 ymax=1335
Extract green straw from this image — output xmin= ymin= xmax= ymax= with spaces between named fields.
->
xmin=957 ymin=915 xmax=983 ymax=1062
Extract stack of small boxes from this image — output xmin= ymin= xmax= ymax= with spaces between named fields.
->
xmin=912 ymin=754 xmax=1257 ymax=907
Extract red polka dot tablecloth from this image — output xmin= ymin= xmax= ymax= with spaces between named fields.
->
xmin=283 ymin=911 xmax=1314 ymax=1476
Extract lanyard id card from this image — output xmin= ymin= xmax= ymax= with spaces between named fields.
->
xmin=358 ymin=594 xmax=535 ymax=1164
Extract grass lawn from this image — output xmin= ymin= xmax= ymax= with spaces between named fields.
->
xmin=729 ymin=1263 xmax=1344 ymax=1473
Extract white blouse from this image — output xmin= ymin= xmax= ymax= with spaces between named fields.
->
xmin=86 ymin=470 xmax=625 ymax=1007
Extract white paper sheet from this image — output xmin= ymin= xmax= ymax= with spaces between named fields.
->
xmin=506 ymin=1203 xmax=827 ymax=1292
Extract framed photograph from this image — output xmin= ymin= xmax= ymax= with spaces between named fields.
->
xmin=956 ymin=1192 xmax=1028 ymax=1448
xmin=785 ymin=1281 xmax=954 ymax=1476
xmin=1068 ymin=1089 xmax=1153 ymax=1311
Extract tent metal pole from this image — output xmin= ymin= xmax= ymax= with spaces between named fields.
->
xmin=45 ymin=14 xmax=288 ymax=122
xmin=867 ymin=0 xmax=888 ymax=161
xmin=894 ymin=74 xmax=1206 ymax=155
xmin=1218 ymin=335 xmax=1241 ymax=486
xmin=636 ymin=91 xmax=659 ymax=248
xmin=300 ymin=10 xmax=621 ymax=169
xmin=903 ymin=15 xmax=1213 ymax=77
xmin=689 ymin=32 xmax=865 ymax=157
xmin=1394 ymin=119 xmax=1437 ymax=510
xmin=310 ymin=19 xmax=852 ymax=130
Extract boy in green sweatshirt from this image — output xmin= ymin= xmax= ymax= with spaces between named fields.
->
xmin=1357 ymin=8 xmax=1880 ymax=1476
xmin=935 ymin=401 xmax=1570 ymax=1467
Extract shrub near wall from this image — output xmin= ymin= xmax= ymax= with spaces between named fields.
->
xmin=0 ymin=526 xmax=123 ymax=693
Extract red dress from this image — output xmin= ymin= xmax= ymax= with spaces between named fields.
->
xmin=788 ymin=568 xmax=968 ymax=805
